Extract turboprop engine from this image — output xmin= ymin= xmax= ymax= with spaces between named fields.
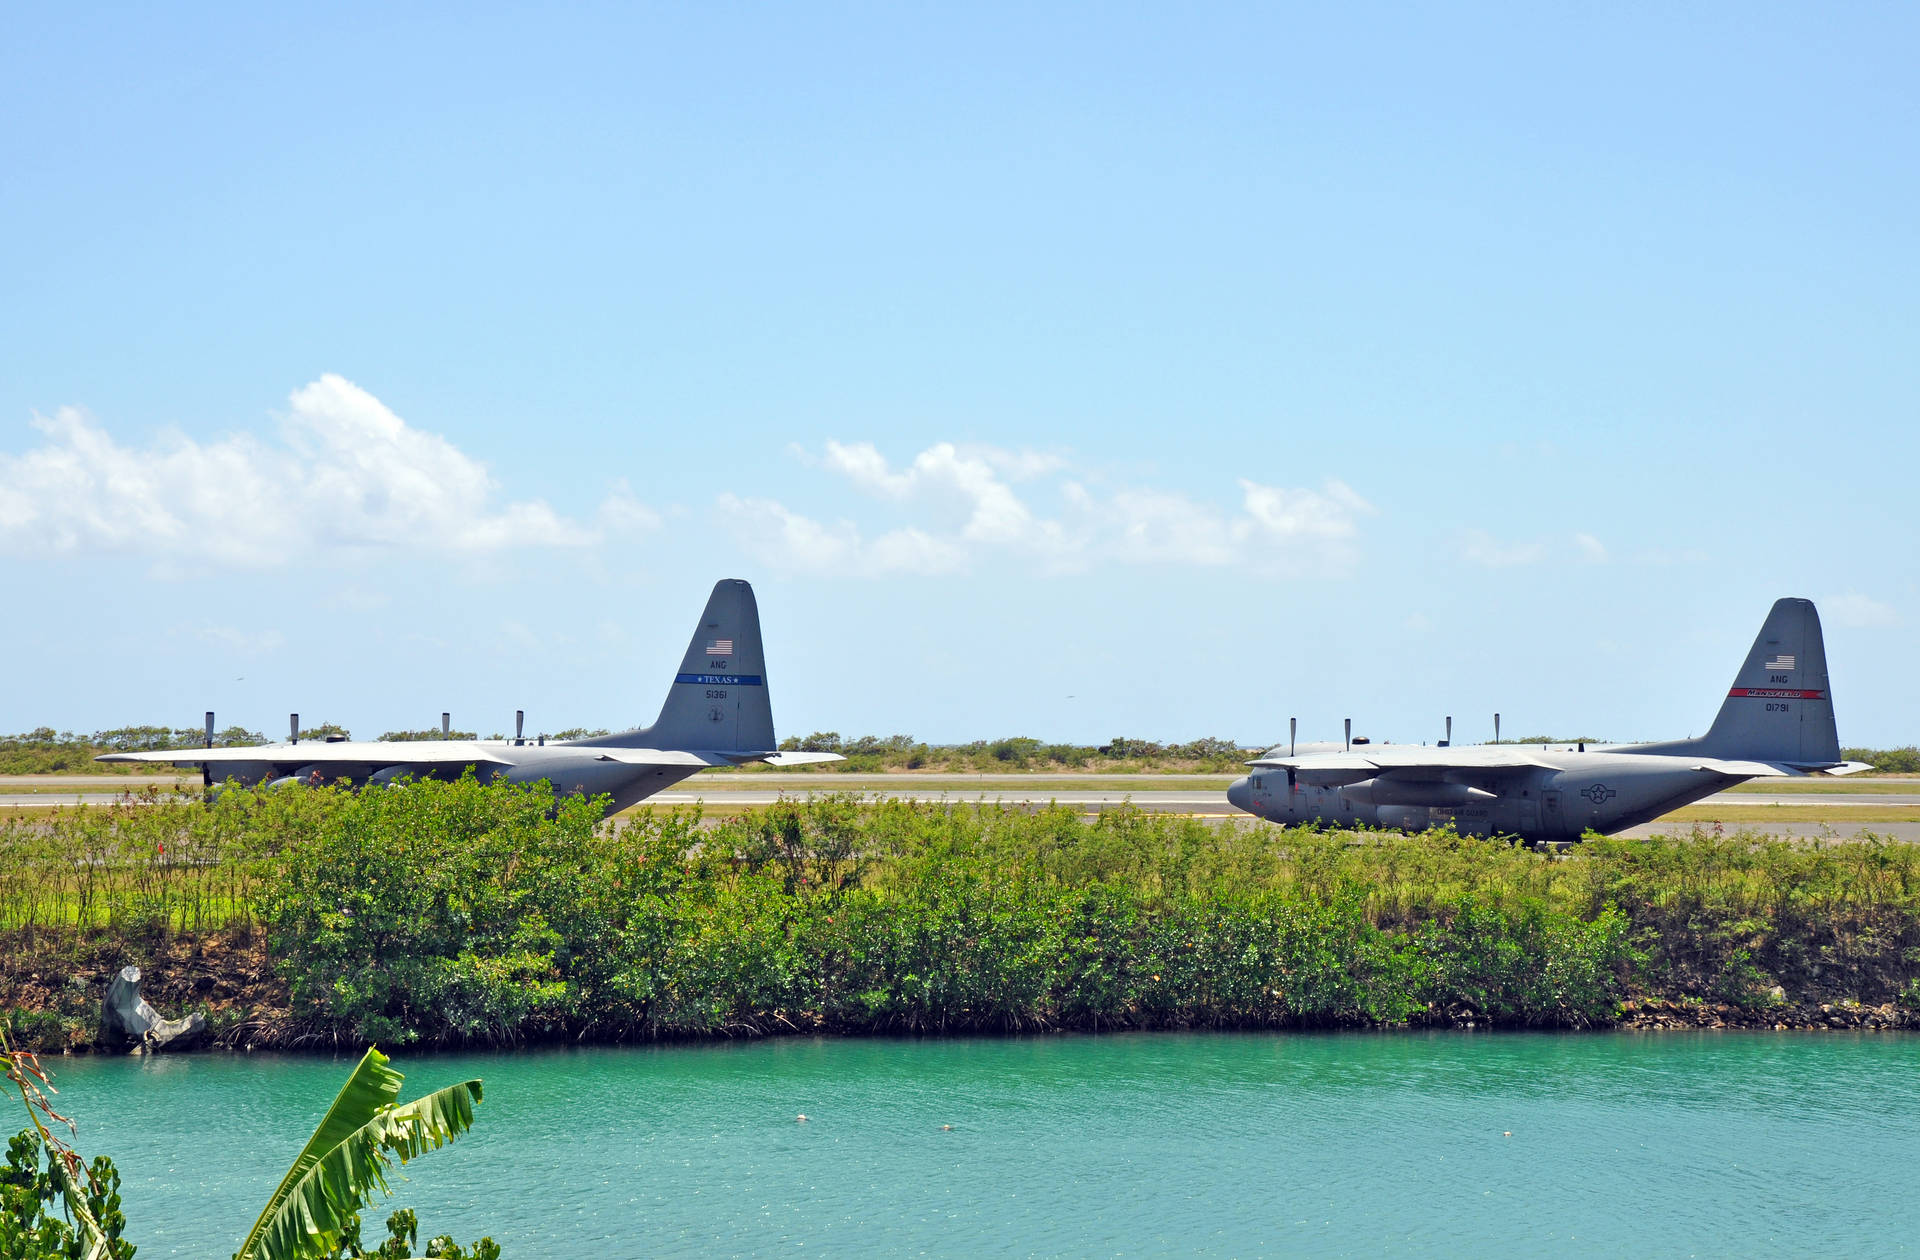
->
xmin=1338 ymin=778 xmax=1498 ymax=809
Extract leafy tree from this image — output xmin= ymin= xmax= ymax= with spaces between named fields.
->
xmin=235 ymin=1047 xmax=488 ymax=1260
xmin=6 ymin=1027 xmax=497 ymax=1260
xmin=1845 ymin=745 xmax=1920 ymax=774
xmin=2 ymin=1026 xmax=135 ymax=1259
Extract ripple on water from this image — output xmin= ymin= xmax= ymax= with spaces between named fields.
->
xmin=46 ymin=1031 xmax=1920 ymax=1258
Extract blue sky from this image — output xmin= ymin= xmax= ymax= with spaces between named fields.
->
xmin=2 ymin=3 xmax=1914 ymax=747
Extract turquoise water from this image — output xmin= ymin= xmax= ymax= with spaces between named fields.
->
xmin=42 ymin=1032 xmax=1920 ymax=1257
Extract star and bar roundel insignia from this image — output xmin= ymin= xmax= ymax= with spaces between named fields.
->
xmin=1580 ymin=783 xmax=1618 ymax=805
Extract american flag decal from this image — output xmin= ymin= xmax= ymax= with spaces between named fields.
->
xmin=706 ymin=638 xmax=733 ymax=656
xmin=1764 ymin=654 xmax=1795 ymax=671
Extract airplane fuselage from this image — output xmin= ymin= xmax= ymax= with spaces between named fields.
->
xmin=1227 ymin=747 xmax=1744 ymax=842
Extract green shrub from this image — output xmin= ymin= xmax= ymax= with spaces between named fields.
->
xmin=1 ymin=1130 xmax=134 ymax=1259
xmin=8 ymin=781 xmax=1919 ymax=1044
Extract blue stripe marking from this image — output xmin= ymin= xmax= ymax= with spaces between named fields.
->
xmin=676 ymin=673 xmax=764 ymax=686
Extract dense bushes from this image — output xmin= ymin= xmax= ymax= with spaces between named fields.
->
xmin=243 ymin=782 xmax=1910 ymax=1043
xmin=263 ymin=785 xmax=1645 ymax=1043
xmin=8 ymin=780 xmax=1920 ymax=1047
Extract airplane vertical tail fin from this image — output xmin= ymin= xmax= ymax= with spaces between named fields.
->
xmin=600 ymin=579 xmax=777 ymax=753
xmin=1687 ymin=597 xmax=1842 ymax=766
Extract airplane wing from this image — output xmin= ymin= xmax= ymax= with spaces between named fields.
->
xmin=1246 ymin=745 xmax=1556 ymax=785
xmin=96 ymin=742 xmax=513 ymax=768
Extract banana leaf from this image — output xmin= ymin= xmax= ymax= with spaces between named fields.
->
xmin=233 ymin=1047 xmax=483 ymax=1260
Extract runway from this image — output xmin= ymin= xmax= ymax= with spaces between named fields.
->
xmin=1611 ymin=821 xmax=1920 ymax=842
xmin=4 ymin=775 xmax=1917 ymax=843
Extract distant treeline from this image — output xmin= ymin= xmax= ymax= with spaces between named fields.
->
xmin=0 ymin=724 xmax=610 ymax=772
xmin=5 ymin=726 xmax=1916 ymax=776
xmin=0 ymin=726 xmax=274 ymax=773
xmin=773 ymin=733 xmax=1254 ymax=772
xmin=0 ymin=727 xmax=1260 ymax=774
xmin=1847 ymin=747 xmax=1920 ymax=774
xmin=3 ymin=780 xmax=1917 ymax=1051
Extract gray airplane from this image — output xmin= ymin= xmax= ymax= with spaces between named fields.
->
xmin=1226 ymin=597 xmax=1870 ymax=843
xmin=99 ymin=579 xmax=842 ymax=813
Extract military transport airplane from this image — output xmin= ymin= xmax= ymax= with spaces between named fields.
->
xmin=1226 ymin=597 xmax=1871 ymax=843
xmin=98 ymin=579 xmax=841 ymax=815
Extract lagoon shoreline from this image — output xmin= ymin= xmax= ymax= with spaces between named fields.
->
xmin=9 ymin=925 xmax=1916 ymax=1055
xmin=8 ymin=782 xmax=1920 ymax=1055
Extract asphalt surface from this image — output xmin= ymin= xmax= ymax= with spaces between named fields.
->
xmin=0 ymin=786 xmax=1244 ymax=812
xmin=1613 ymin=820 xmax=1920 ymax=842
xmin=6 ymin=776 xmax=1918 ymax=841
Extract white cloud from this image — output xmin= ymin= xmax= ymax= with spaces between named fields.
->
xmin=819 ymin=440 xmax=1067 ymax=551
xmin=596 ymin=478 xmax=662 ymax=536
xmin=322 ymin=586 xmax=392 ymax=612
xmin=1633 ymin=546 xmax=1710 ymax=566
xmin=719 ymin=442 xmax=1373 ymax=577
xmin=185 ymin=623 xmax=286 ymax=655
xmin=1574 ymin=532 xmax=1608 ymax=563
xmin=0 ymin=374 xmax=652 ymax=570
xmin=1105 ymin=487 xmax=1238 ymax=567
xmin=1239 ymin=479 xmax=1371 ymax=542
xmin=717 ymin=493 xmax=970 ymax=577
xmin=1461 ymin=529 xmax=1548 ymax=568
xmin=1825 ymin=591 xmax=1901 ymax=629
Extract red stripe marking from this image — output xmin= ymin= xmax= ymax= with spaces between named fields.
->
xmin=1727 ymin=688 xmax=1825 ymax=699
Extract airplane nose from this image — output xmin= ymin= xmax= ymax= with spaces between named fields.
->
xmin=1227 ymin=776 xmax=1251 ymax=813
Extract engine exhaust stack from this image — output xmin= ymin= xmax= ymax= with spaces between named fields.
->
xmin=290 ymin=713 xmax=299 ymax=745
xmin=1494 ymin=712 xmax=1501 ymax=743
xmin=441 ymin=712 xmax=450 ymax=738
xmin=1289 ymin=717 xmax=1296 ymax=757
xmin=1442 ymin=715 xmax=1451 ymax=748
xmin=515 ymin=710 xmax=525 ymax=746
xmin=1344 ymin=717 xmax=1351 ymax=752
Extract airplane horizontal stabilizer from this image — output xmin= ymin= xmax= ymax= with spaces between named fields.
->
xmin=590 ymin=748 xmax=723 ymax=767
xmin=587 ymin=748 xmax=847 ymax=768
xmin=1687 ymin=758 xmax=1790 ymax=778
xmin=760 ymin=751 xmax=848 ymax=767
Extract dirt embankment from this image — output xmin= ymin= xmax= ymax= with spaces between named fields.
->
xmin=1 ymin=927 xmax=290 ymax=1051
xmin=1617 ymin=997 xmax=1918 ymax=1032
xmin=6 ymin=927 xmax=1916 ymax=1053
